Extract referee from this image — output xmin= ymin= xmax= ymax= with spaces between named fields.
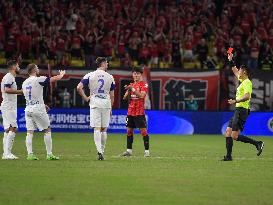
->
xmin=222 ymin=52 xmax=264 ymax=161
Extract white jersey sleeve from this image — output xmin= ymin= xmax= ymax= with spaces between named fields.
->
xmin=1 ymin=73 xmax=17 ymax=108
xmin=37 ymin=76 xmax=50 ymax=87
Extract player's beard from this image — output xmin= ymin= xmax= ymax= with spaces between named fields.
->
xmin=15 ymin=70 xmax=20 ymax=75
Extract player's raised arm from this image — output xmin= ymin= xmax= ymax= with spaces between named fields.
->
xmin=50 ymin=70 xmax=66 ymax=82
xmin=227 ymin=53 xmax=239 ymax=78
xmin=77 ymin=79 xmax=90 ymax=102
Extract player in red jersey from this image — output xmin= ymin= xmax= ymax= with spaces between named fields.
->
xmin=121 ymin=67 xmax=150 ymax=157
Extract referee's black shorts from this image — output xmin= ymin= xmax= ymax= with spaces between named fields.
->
xmin=126 ymin=115 xmax=147 ymax=129
xmin=228 ymin=107 xmax=250 ymax=131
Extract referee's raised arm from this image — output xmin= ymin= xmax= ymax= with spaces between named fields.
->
xmin=227 ymin=53 xmax=239 ymax=78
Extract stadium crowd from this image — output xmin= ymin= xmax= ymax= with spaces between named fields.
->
xmin=0 ymin=0 xmax=272 ymax=70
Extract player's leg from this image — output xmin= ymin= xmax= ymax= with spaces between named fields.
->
xmin=136 ymin=115 xmax=150 ymax=157
xmin=100 ymin=108 xmax=111 ymax=155
xmin=223 ymin=126 xmax=233 ymax=161
xmin=33 ymin=110 xmax=59 ymax=160
xmin=121 ymin=116 xmax=135 ymax=156
xmin=140 ymin=128 xmax=150 ymax=157
xmin=90 ymin=108 xmax=103 ymax=159
xmin=25 ymin=111 xmax=39 ymax=160
xmin=25 ymin=130 xmax=39 ymax=160
xmin=232 ymin=109 xmax=264 ymax=155
xmin=2 ymin=108 xmax=18 ymax=159
xmin=2 ymin=131 xmax=8 ymax=157
xmin=222 ymin=111 xmax=238 ymax=161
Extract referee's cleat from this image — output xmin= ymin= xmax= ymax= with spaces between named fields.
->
xmin=256 ymin=141 xmax=265 ymax=156
xmin=120 ymin=151 xmax=132 ymax=157
xmin=46 ymin=154 xmax=59 ymax=160
xmin=221 ymin=155 xmax=232 ymax=161
xmin=98 ymin=152 xmax=104 ymax=160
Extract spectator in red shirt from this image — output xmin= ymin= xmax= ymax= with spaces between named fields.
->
xmin=139 ymin=42 xmax=150 ymax=65
xmin=247 ymin=33 xmax=261 ymax=70
xmin=4 ymin=35 xmax=17 ymax=59
xmin=183 ymin=34 xmax=194 ymax=62
xmin=55 ymin=30 xmax=67 ymax=64
xmin=70 ymin=30 xmax=84 ymax=58
xmin=17 ymin=30 xmax=32 ymax=59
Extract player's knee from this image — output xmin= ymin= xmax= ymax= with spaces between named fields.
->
xmin=9 ymin=127 xmax=17 ymax=133
xmin=127 ymin=129 xmax=134 ymax=136
xmin=231 ymin=132 xmax=238 ymax=140
xmin=101 ymin=127 xmax=107 ymax=132
xmin=43 ymin=127 xmax=51 ymax=133
xmin=225 ymin=128 xmax=231 ymax=137
xmin=140 ymin=129 xmax=148 ymax=137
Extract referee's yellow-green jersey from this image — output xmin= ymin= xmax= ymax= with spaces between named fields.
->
xmin=236 ymin=78 xmax=252 ymax=109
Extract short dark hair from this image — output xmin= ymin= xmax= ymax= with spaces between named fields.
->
xmin=240 ymin=65 xmax=250 ymax=76
xmin=95 ymin=57 xmax=107 ymax=66
xmin=132 ymin=67 xmax=143 ymax=74
xmin=7 ymin=60 xmax=17 ymax=69
xmin=27 ymin=63 xmax=37 ymax=74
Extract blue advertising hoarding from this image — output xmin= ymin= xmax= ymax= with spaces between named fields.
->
xmin=0 ymin=109 xmax=272 ymax=136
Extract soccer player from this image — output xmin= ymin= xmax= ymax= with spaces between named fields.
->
xmin=222 ymin=53 xmax=264 ymax=161
xmin=77 ymin=57 xmax=115 ymax=160
xmin=121 ymin=67 xmax=150 ymax=157
xmin=1 ymin=60 xmax=23 ymax=160
xmin=22 ymin=64 xmax=65 ymax=160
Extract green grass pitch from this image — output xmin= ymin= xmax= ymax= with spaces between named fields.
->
xmin=0 ymin=133 xmax=273 ymax=205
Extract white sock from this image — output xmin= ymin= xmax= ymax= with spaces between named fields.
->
xmin=94 ymin=130 xmax=102 ymax=153
xmin=7 ymin=131 xmax=16 ymax=155
xmin=3 ymin=132 xmax=7 ymax=155
xmin=44 ymin=132 xmax=52 ymax=155
xmin=26 ymin=133 xmax=33 ymax=155
xmin=145 ymin=150 xmax=150 ymax=154
xmin=101 ymin=132 xmax=107 ymax=154
xmin=127 ymin=149 xmax=132 ymax=154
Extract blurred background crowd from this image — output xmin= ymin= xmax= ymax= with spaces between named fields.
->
xmin=0 ymin=0 xmax=272 ymax=70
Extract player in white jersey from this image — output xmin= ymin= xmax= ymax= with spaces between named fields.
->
xmin=22 ymin=63 xmax=65 ymax=160
xmin=1 ymin=60 xmax=23 ymax=160
xmin=77 ymin=57 xmax=115 ymax=160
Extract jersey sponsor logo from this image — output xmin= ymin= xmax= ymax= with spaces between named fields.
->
xmin=267 ymin=117 xmax=273 ymax=132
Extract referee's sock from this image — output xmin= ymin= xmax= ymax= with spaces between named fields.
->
xmin=237 ymin=135 xmax=258 ymax=146
xmin=226 ymin=137 xmax=233 ymax=158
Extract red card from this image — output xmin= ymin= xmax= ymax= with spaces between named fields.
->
xmin=227 ymin=47 xmax=233 ymax=54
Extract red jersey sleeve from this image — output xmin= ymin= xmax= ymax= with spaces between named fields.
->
xmin=141 ymin=82 xmax=148 ymax=94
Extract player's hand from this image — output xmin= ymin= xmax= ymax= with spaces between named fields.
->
xmin=59 ymin=70 xmax=66 ymax=78
xmin=228 ymin=99 xmax=236 ymax=104
xmin=84 ymin=96 xmax=91 ymax=102
xmin=227 ymin=53 xmax=233 ymax=61
xmin=45 ymin=105 xmax=50 ymax=112
xmin=124 ymin=84 xmax=132 ymax=90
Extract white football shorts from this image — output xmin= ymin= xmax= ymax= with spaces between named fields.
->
xmin=1 ymin=107 xmax=18 ymax=130
xmin=90 ymin=107 xmax=111 ymax=128
xmin=25 ymin=110 xmax=50 ymax=131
